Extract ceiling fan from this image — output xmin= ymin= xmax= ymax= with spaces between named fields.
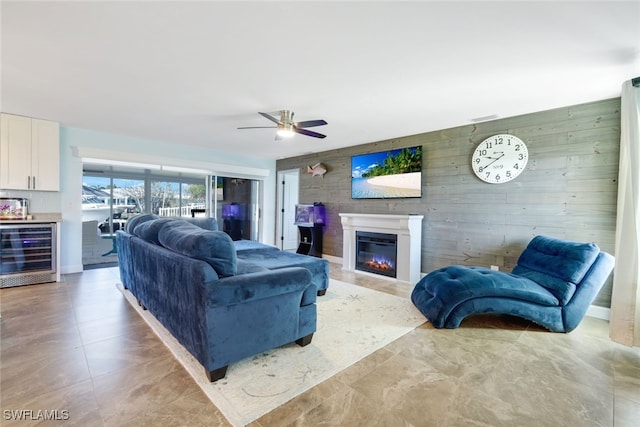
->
xmin=238 ymin=110 xmax=327 ymax=140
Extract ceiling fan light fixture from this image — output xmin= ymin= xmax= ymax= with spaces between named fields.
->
xmin=276 ymin=123 xmax=295 ymax=138
xmin=239 ymin=110 xmax=326 ymax=139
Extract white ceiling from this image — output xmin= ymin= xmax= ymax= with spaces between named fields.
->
xmin=2 ymin=1 xmax=639 ymax=160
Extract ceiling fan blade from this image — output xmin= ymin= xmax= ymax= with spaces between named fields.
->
xmin=258 ymin=112 xmax=282 ymax=125
xmin=295 ymin=119 xmax=327 ymax=128
xmin=294 ymin=127 xmax=326 ymax=139
xmin=237 ymin=126 xmax=277 ymax=129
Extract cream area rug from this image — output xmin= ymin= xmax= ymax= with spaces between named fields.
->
xmin=118 ymin=279 xmax=426 ymax=426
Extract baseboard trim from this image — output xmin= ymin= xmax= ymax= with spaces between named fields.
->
xmin=61 ymin=264 xmax=83 ymax=275
xmin=586 ymin=305 xmax=610 ymax=321
xmin=322 ymin=254 xmax=342 ymax=264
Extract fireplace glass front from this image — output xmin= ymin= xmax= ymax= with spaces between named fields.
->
xmin=355 ymin=231 xmax=397 ymax=278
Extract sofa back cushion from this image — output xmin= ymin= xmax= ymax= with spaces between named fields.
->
xmin=159 ymin=225 xmax=237 ymax=277
xmin=182 ymin=217 xmax=218 ymax=231
xmin=133 ymin=217 xmax=180 ymax=244
xmin=512 ymin=235 xmax=600 ymax=305
xmin=132 ymin=217 xmax=219 ymax=241
xmin=125 ymin=213 xmax=158 ymax=233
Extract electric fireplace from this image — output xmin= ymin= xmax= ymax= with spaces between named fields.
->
xmin=355 ymin=231 xmax=397 ymax=278
xmin=340 ymin=213 xmax=423 ymax=284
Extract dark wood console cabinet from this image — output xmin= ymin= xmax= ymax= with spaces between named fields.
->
xmin=296 ymin=224 xmax=323 ymax=258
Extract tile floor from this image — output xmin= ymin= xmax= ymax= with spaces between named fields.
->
xmin=1 ymin=263 xmax=639 ymax=426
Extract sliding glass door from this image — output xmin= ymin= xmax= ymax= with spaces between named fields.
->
xmin=82 ymin=176 xmax=143 ymax=234
xmin=151 ymin=180 xmax=206 ymax=217
xmin=82 ymin=169 xmax=204 ymax=268
xmin=82 ymin=175 xmax=144 ymax=266
xmin=82 ymin=166 xmax=263 ymax=269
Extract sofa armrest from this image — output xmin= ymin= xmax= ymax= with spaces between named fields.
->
xmin=206 ymin=267 xmax=314 ymax=307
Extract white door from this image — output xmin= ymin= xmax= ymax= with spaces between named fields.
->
xmin=277 ymin=169 xmax=299 ymax=251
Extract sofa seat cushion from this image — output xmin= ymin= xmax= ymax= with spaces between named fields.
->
xmin=236 ymin=249 xmax=329 ymax=291
xmin=236 ymin=259 xmax=269 ymax=275
xmin=511 ymin=235 xmax=600 ymax=305
xmin=413 ymin=265 xmax=560 ymax=328
xmin=159 ymin=224 xmax=237 ymax=277
xmin=234 ymin=240 xmax=280 ymax=253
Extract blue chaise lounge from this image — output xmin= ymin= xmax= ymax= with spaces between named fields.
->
xmin=411 ymin=235 xmax=615 ymax=332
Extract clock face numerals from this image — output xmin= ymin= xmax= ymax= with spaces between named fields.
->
xmin=472 ymin=134 xmax=528 ymax=184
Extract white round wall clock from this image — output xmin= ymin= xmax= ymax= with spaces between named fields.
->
xmin=472 ymin=134 xmax=529 ymax=184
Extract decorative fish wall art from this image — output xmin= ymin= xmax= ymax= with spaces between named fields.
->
xmin=306 ymin=163 xmax=327 ymax=177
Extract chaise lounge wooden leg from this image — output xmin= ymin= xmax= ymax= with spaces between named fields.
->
xmin=137 ymin=299 xmax=147 ymax=310
xmin=207 ymin=365 xmax=228 ymax=382
xmin=295 ymin=333 xmax=313 ymax=347
xmin=317 ymin=289 xmax=326 ymax=296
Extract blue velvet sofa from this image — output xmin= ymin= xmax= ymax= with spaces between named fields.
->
xmin=118 ymin=214 xmax=330 ymax=296
xmin=411 ymin=235 xmax=615 ymax=333
xmin=115 ymin=215 xmax=318 ymax=382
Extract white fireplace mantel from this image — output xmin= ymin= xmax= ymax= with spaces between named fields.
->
xmin=339 ymin=213 xmax=423 ymax=284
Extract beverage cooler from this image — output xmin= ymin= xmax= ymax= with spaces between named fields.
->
xmin=0 ymin=223 xmax=57 ymax=288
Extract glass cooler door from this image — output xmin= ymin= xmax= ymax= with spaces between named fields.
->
xmin=0 ymin=223 xmax=57 ymax=288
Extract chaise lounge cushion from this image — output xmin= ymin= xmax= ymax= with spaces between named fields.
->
xmin=415 ymin=266 xmax=560 ymax=328
xmin=511 ymin=235 xmax=599 ymax=305
xmin=159 ymin=225 xmax=237 ymax=277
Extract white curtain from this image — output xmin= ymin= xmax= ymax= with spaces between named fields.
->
xmin=610 ymin=79 xmax=640 ymax=347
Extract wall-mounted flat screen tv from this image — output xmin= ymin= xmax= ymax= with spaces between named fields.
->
xmin=351 ymin=146 xmax=422 ymax=199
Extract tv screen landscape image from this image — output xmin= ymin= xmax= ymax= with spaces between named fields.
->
xmin=351 ymin=146 xmax=422 ymax=199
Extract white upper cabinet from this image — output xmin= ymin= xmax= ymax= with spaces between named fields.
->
xmin=0 ymin=113 xmax=60 ymax=191
xmin=30 ymin=118 xmax=60 ymax=191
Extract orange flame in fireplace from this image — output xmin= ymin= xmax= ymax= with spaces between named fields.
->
xmin=365 ymin=258 xmax=394 ymax=271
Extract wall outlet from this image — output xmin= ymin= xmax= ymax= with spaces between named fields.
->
xmin=490 ymin=265 xmax=499 ymax=271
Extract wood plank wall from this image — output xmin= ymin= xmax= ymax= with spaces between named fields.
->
xmin=276 ymin=98 xmax=621 ymax=307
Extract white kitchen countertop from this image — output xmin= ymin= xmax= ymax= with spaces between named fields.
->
xmin=0 ymin=212 xmax=62 ymax=223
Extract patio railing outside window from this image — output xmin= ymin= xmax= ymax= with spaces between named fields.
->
xmin=158 ymin=203 xmax=206 ymax=217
